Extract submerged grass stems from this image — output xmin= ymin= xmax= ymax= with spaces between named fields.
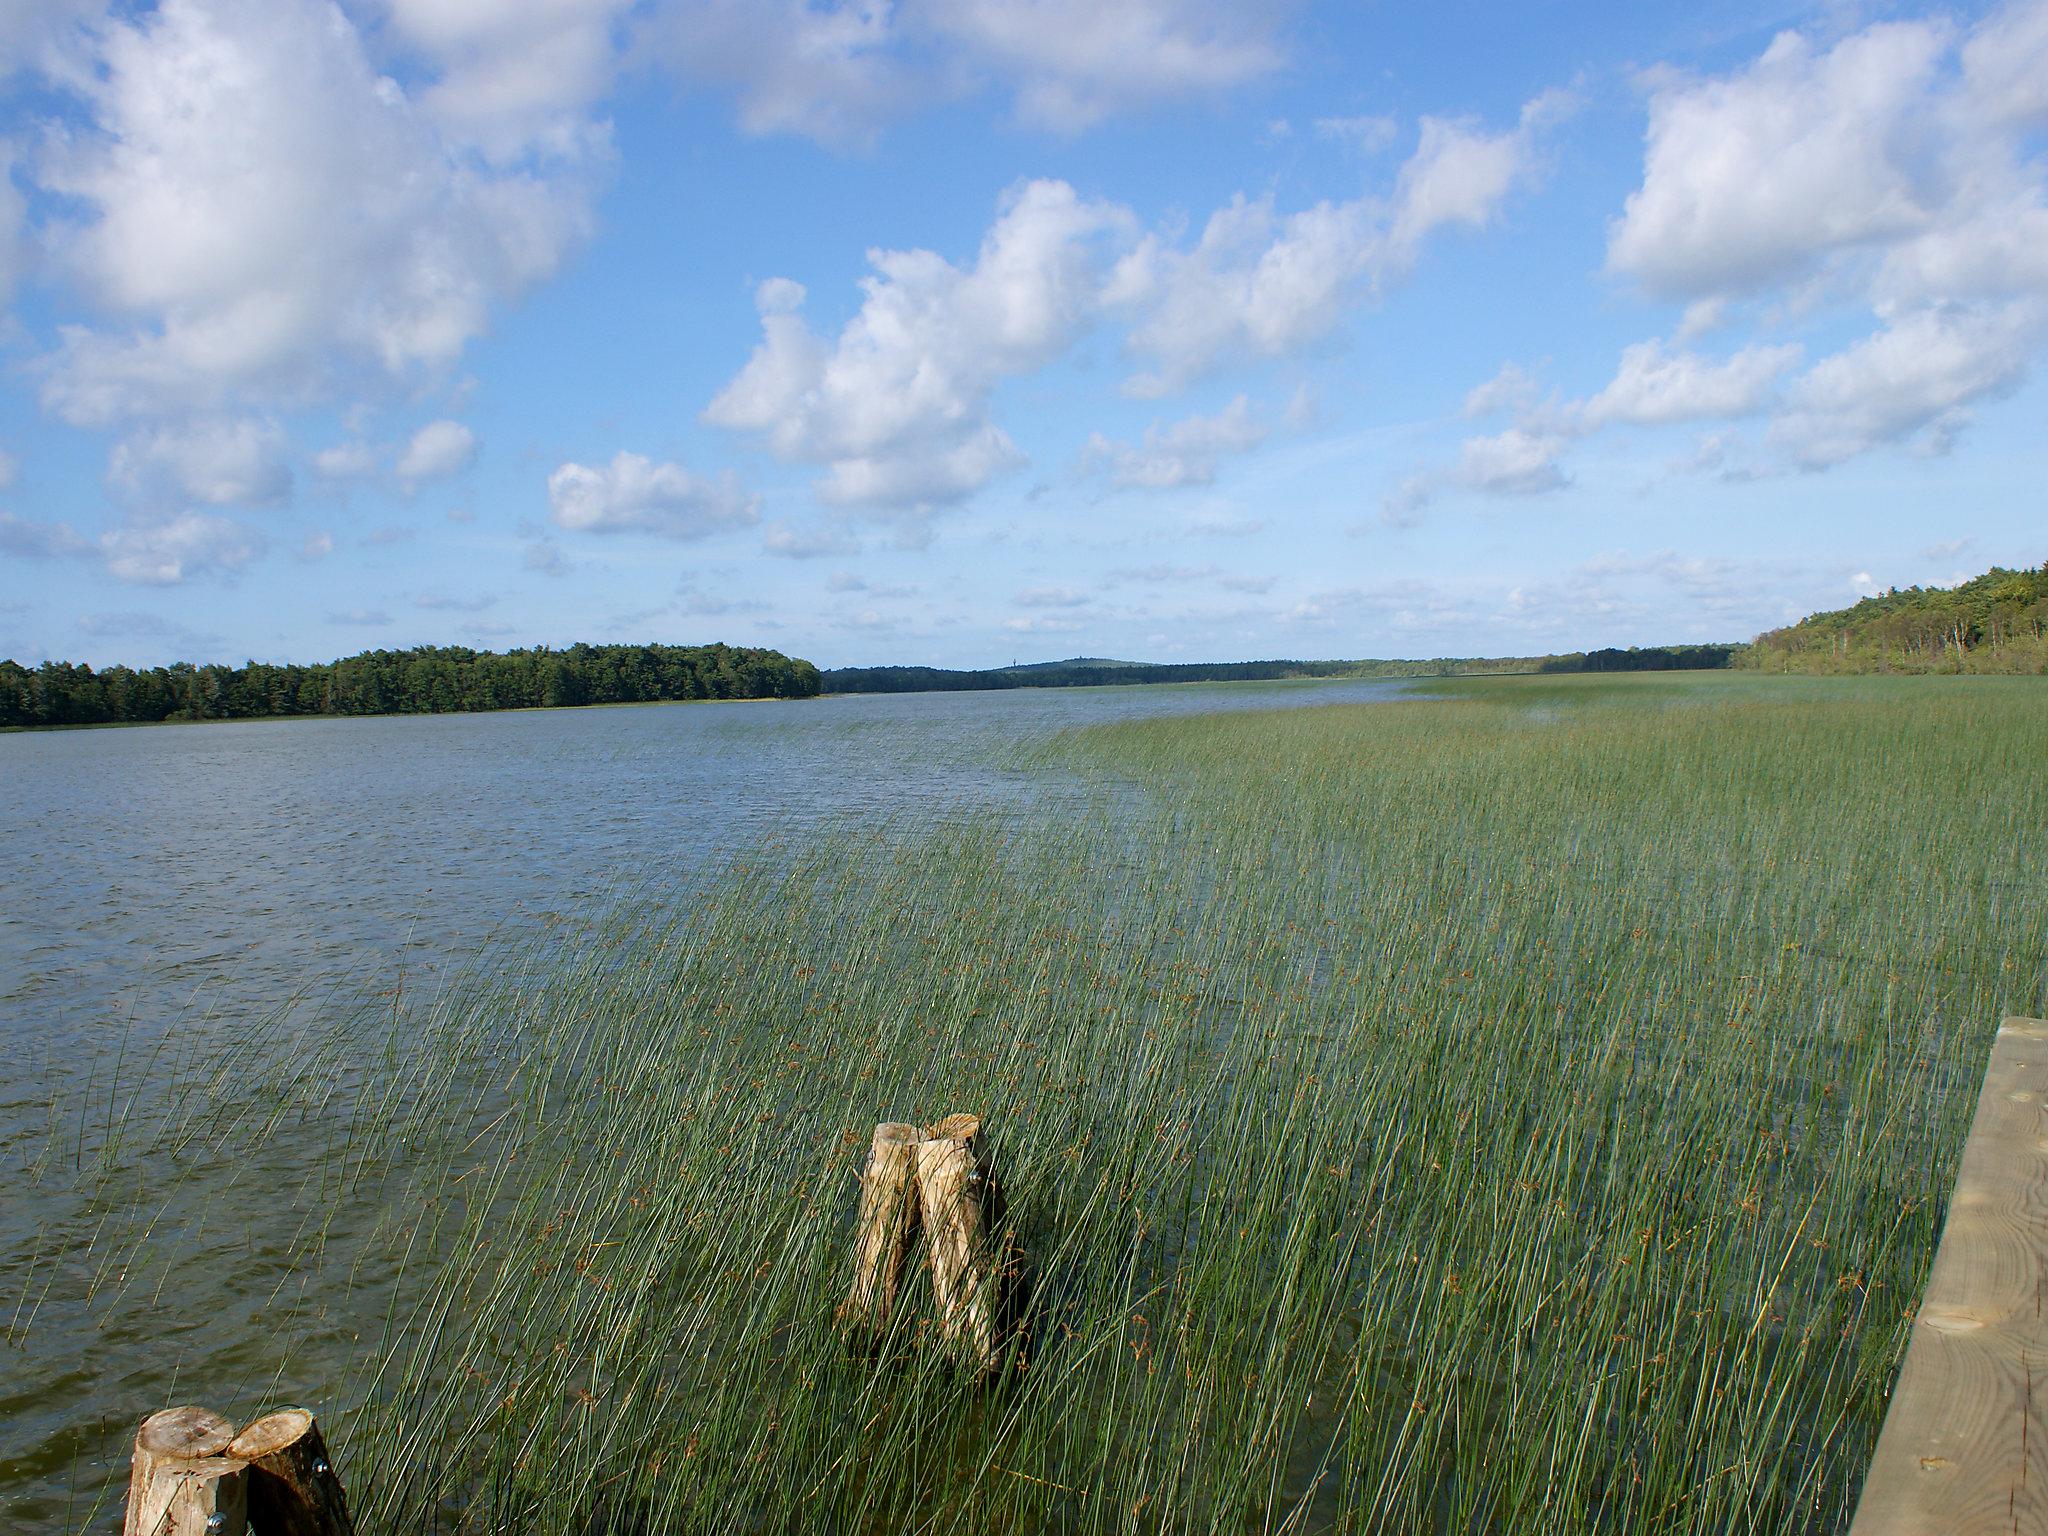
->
xmin=20 ymin=673 xmax=2048 ymax=1533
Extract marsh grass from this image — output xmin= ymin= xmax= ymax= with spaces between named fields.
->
xmin=17 ymin=673 xmax=2046 ymax=1532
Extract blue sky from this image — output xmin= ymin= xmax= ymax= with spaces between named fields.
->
xmin=0 ymin=0 xmax=2043 ymax=671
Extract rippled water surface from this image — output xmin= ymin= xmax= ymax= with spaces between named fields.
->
xmin=0 ymin=677 xmax=1411 ymax=1528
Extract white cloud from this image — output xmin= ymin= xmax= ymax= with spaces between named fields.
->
xmin=109 ymin=416 xmax=293 ymax=507
xmin=100 ymin=512 xmax=265 ymax=585
xmin=705 ymin=179 xmax=1131 ymax=510
xmin=1463 ymin=361 xmax=1540 ymax=418
xmin=0 ymin=510 xmax=93 ymax=558
xmin=1960 ymin=0 xmax=2048 ymax=128
xmin=1767 ymin=302 xmax=2043 ymax=467
xmin=397 ymin=419 xmax=479 ymax=483
xmin=327 ymin=606 xmax=391 ymax=626
xmin=547 ymin=450 xmax=760 ymax=538
xmin=313 ymin=440 xmax=380 ymax=480
xmin=1456 ymin=427 xmax=1569 ymax=495
xmin=1607 ymin=23 xmax=1950 ymax=299
xmin=647 ymin=0 xmax=1286 ymax=146
xmin=381 ymin=0 xmax=629 ymax=161
xmin=1014 ymin=584 xmax=1089 ymax=607
xmin=300 ymin=529 xmax=334 ymax=560
xmin=1509 ymin=3 xmax=2048 ymax=479
xmin=1082 ymin=393 xmax=1266 ymax=488
xmin=1380 ymin=425 xmax=1569 ymax=523
xmin=918 ymin=0 xmax=1285 ymax=132
xmin=763 ymin=519 xmax=863 ymax=558
xmin=641 ymin=0 xmax=907 ymax=148
xmin=1580 ymin=338 xmax=1800 ymax=427
xmin=1315 ymin=113 xmax=1397 ymax=152
xmin=0 ymin=447 xmax=16 ymax=490
xmin=1117 ymin=92 xmax=1564 ymax=395
xmin=30 ymin=0 xmax=600 ymax=425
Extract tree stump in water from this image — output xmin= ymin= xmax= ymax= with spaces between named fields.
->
xmin=227 ymin=1410 xmax=356 ymax=1536
xmin=840 ymin=1112 xmax=1010 ymax=1371
xmin=916 ymin=1114 xmax=1001 ymax=1370
xmin=838 ymin=1122 xmax=924 ymax=1337
xmin=123 ymin=1407 xmax=247 ymax=1536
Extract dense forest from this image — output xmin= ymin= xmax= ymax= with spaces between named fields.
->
xmin=823 ymin=645 xmax=1735 ymax=694
xmin=0 ymin=642 xmax=822 ymax=729
xmin=1745 ymin=564 xmax=2048 ymax=674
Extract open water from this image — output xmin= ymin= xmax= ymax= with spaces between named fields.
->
xmin=0 ymin=677 xmax=1413 ymax=1529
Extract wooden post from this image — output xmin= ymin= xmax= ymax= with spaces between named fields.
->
xmin=124 ymin=1407 xmax=248 ymax=1536
xmin=1849 ymin=1017 xmax=2048 ymax=1535
xmin=838 ymin=1122 xmax=924 ymax=1337
xmin=916 ymin=1113 xmax=1001 ymax=1370
xmin=227 ymin=1409 xmax=356 ymax=1536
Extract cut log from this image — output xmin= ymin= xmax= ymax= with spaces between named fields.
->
xmin=124 ymin=1408 xmax=246 ymax=1536
xmin=917 ymin=1114 xmax=1001 ymax=1369
xmin=838 ymin=1122 xmax=924 ymax=1337
xmin=227 ymin=1409 xmax=356 ymax=1536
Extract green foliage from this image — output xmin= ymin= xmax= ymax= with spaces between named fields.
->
xmin=1746 ymin=563 xmax=2048 ymax=674
xmin=825 ymin=645 xmax=1735 ymax=694
xmin=0 ymin=641 xmax=822 ymax=729
xmin=29 ymin=673 xmax=2045 ymax=1532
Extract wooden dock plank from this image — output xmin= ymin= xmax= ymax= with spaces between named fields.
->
xmin=1851 ymin=1016 xmax=2048 ymax=1536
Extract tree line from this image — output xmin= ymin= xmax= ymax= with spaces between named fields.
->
xmin=1 ymin=641 xmax=823 ymax=729
xmin=1744 ymin=564 xmax=2048 ymax=675
xmin=824 ymin=646 xmax=1735 ymax=694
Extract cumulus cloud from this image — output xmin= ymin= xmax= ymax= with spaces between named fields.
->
xmin=763 ymin=520 xmax=863 ymax=558
xmin=1607 ymin=24 xmax=1950 ymax=300
xmin=100 ymin=512 xmax=265 ymax=585
xmin=705 ymin=179 xmax=1132 ymax=511
xmin=1580 ymin=339 xmax=1801 ymax=427
xmin=1767 ymin=302 xmax=2042 ymax=467
xmin=1455 ymin=427 xmax=1570 ymax=496
xmin=646 ymin=0 xmax=1287 ymax=146
xmin=381 ymin=0 xmax=630 ymax=161
xmin=1115 ymin=91 xmax=1567 ymax=395
xmin=1416 ymin=4 xmax=2048 ymax=499
xmin=1383 ymin=426 xmax=1568 ymax=522
xmin=1081 ymin=394 xmax=1266 ymax=488
xmin=108 ymin=416 xmax=293 ymax=507
xmin=313 ymin=440 xmax=380 ymax=480
xmin=397 ymin=419 xmax=479 ymax=483
xmin=0 ymin=510 xmax=93 ymax=558
xmin=548 ymin=450 xmax=760 ymax=538
xmin=1594 ymin=4 xmax=2048 ymax=469
xmin=30 ymin=0 xmax=600 ymax=426
xmin=919 ymin=0 xmax=1286 ymax=132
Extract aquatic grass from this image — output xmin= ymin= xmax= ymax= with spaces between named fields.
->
xmin=13 ymin=672 xmax=2046 ymax=1532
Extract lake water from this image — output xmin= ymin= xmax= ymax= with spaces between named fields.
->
xmin=0 ymin=677 xmax=1412 ymax=1529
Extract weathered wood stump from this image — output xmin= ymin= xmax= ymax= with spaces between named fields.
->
xmin=227 ymin=1410 xmax=356 ymax=1536
xmin=916 ymin=1114 xmax=1001 ymax=1369
xmin=123 ymin=1407 xmax=247 ymax=1536
xmin=838 ymin=1122 xmax=924 ymax=1336
xmin=840 ymin=1112 xmax=1011 ymax=1371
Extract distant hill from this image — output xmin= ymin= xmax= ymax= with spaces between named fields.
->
xmin=1746 ymin=564 xmax=2048 ymax=674
xmin=999 ymin=656 xmax=1144 ymax=673
xmin=823 ymin=645 xmax=1736 ymax=695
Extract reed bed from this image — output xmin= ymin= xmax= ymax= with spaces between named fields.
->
xmin=18 ymin=673 xmax=2047 ymax=1533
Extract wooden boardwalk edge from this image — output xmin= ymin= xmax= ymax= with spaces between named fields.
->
xmin=1850 ymin=1015 xmax=2048 ymax=1536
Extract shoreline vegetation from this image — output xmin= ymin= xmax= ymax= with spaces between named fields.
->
xmin=3 ymin=562 xmax=2040 ymax=733
xmin=1742 ymin=564 xmax=2048 ymax=675
xmin=0 ymin=641 xmax=822 ymax=730
xmin=20 ymin=672 xmax=2044 ymax=1531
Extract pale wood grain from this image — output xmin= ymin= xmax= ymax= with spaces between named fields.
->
xmin=123 ymin=1408 xmax=246 ymax=1536
xmin=1851 ymin=1016 xmax=2048 ymax=1536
